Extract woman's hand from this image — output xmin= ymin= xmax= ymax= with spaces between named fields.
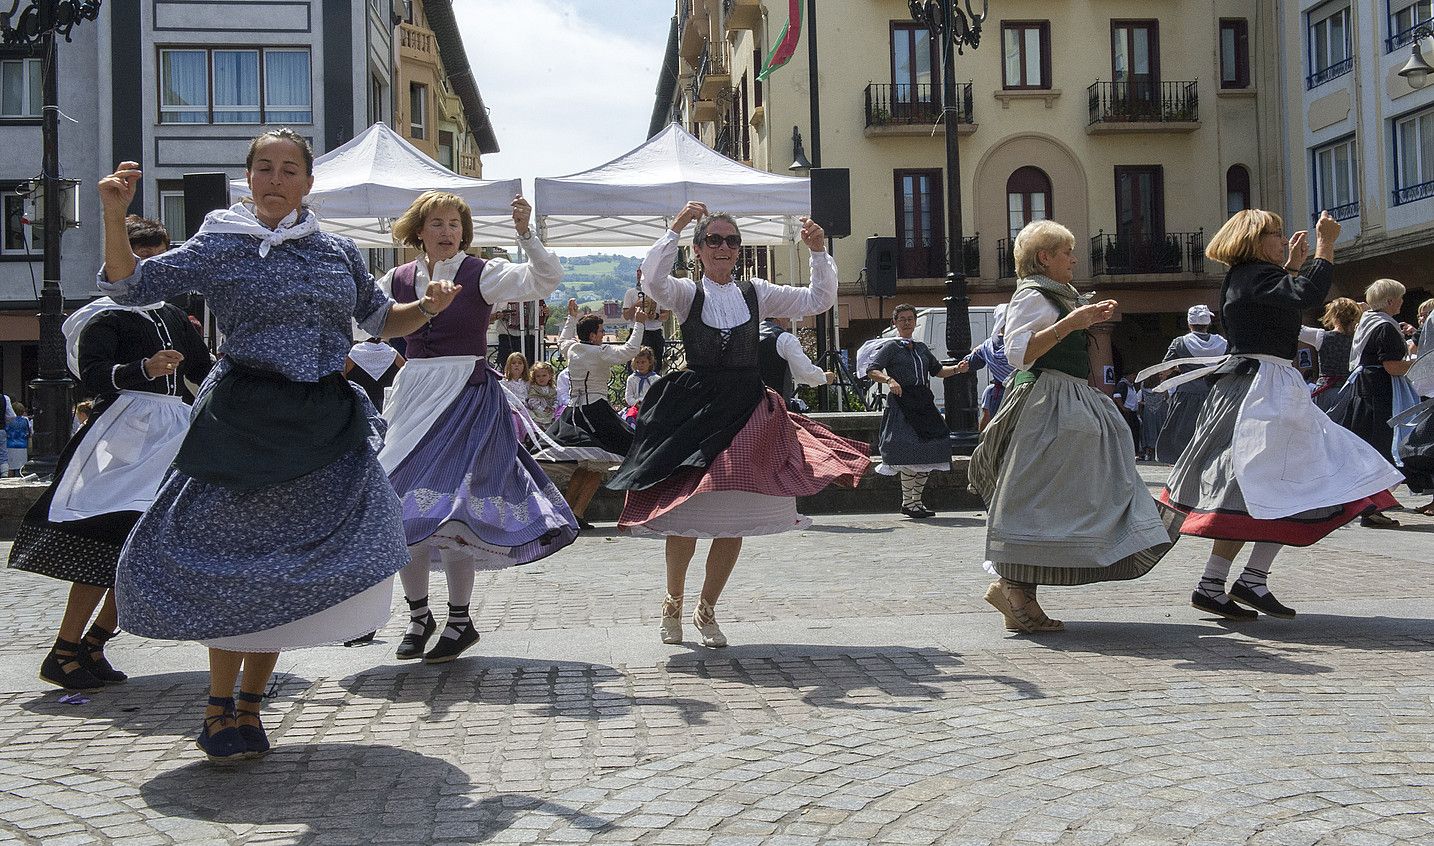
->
xmin=799 ymin=217 xmax=826 ymax=252
xmin=632 ymin=307 xmax=651 ymax=325
xmin=567 ymin=297 xmax=579 ymax=318
xmin=421 ymin=280 xmax=462 ymax=316
xmin=1315 ymin=210 xmax=1341 ymax=243
xmin=99 ymin=161 xmax=142 ymax=218
xmin=673 ymin=201 xmax=708 ymax=233
xmin=1286 ymin=230 xmax=1310 ymax=269
xmin=1066 ymin=299 xmax=1118 ymax=330
xmin=143 ymin=349 xmax=184 ymax=379
xmin=887 ymin=381 xmax=902 ymax=397
xmin=511 ymin=195 xmax=532 ymax=237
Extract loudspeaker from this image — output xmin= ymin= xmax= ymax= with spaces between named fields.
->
xmin=182 ymin=172 xmax=230 ymax=239
xmin=809 ymin=167 xmax=851 ymax=240
xmin=865 ymin=236 xmax=898 ymax=297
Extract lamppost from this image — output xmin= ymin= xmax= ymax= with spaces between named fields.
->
xmin=1 ymin=1 xmax=100 ymax=477
xmin=909 ymin=0 xmax=985 ymax=439
xmin=1398 ymin=26 xmax=1433 ymax=88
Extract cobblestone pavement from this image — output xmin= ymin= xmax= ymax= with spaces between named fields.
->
xmin=0 ymin=468 xmax=1431 ymax=844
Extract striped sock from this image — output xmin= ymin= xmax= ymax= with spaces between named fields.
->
xmin=441 ymin=603 xmax=471 ymax=640
xmin=405 ymin=595 xmax=431 ymax=636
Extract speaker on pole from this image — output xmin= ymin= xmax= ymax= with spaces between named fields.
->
xmin=865 ymin=236 xmax=898 ymax=297
xmin=182 ymin=172 xmax=230 ymax=239
xmin=809 ymin=167 xmax=851 ymax=240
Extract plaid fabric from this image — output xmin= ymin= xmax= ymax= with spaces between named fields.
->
xmin=620 ymin=390 xmax=870 ymax=528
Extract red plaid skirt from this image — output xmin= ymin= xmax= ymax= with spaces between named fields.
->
xmin=619 ymin=390 xmax=870 ymax=530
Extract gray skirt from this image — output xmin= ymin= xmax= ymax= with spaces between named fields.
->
xmin=1155 ymin=384 xmax=1209 ymax=463
xmin=970 ymin=370 xmax=1176 ymax=586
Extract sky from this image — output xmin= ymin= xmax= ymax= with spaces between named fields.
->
xmin=451 ymin=0 xmax=675 ymax=255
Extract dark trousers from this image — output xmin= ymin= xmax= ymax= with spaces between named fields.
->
xmin=496 ymin=333 xmax=539 ymax=366
xmin=641 ymin=329 xmax=666 ymax=372
xmin=1120 ymin=406 xmax=1141 ymax=454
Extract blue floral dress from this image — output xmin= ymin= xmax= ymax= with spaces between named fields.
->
xmin=97 ymin=215 xmax=409 ymax=648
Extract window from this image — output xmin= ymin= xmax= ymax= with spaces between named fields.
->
xmin=159 ymin=47 xmax=311 ymax=124
xmin=1001 ymin=22 xmax=1050 ymax=89
xmin=1391 ymin=1 xmax=1434 ymax=50
xmin=1307 ymin=5 xmax=1352 ymax=87
xmin=1312 ymin=137 xmax=1358 ymax=217
xmin=157 ymin=179 xmax=187 ymax=242
xmin=890 ymin=23 xmax=939 ymax=113
xmin=893 ymin=169 xmax=944 ymax=279
xmin=1 ymin=185 xmax=42 ymax=257
xmin=0 ymin=56 xmax=41 ymax=118
xmin=409 ymin=82 xmax=427 ymax=139
xmin=1220 ymin=19 xmax=1250 ymax=89
xmin=1225 ymin=165 xmax=1252 ymax=217
xmin=438 ymin=129 xmax=454 ymax=170
xmin=1006 ymin=167 xmax=1052 ymax=239
xmin=369 ymin=73 xmax=386 ymax=124
xmin=1111 ymin=20 xmax=1160 ymax=102
xmin=1394 ymin=108 xmax=1434 ymax=204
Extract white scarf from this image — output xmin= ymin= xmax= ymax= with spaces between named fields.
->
xmin=194 ymin=202 xmax=321 ymax=257
xmin=1350 ymin=309 xmax=1400 ymax=370
xmin=62 ymin=297 xmax=166 ymax=377
xmin=348 ymin=341 xmax=399 ymax=380
xmin=1181 ymin=330 xmax=1228 ymax=358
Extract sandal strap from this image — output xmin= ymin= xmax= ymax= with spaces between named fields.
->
xmin=236 ymin=691 xmax=264 ymax=704
xmin=83 ymin=624 xmax=118 ymax=644
xmin=53 ymin=636 xmax=83 ymax=655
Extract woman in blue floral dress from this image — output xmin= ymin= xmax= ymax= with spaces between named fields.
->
xmin=96 ymin=129 xmax=461 ymax=762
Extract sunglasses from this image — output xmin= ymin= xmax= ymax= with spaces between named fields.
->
xmin=701 ymin=233 xmax=742 ymax=249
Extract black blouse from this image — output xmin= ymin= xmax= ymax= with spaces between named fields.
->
xmin=1221 ymin=258 xmax=1333 ymax=359
xmin=1358 ymin=321 xmax=1406 ymax=367
xmin=78 ymin=305 xmax=213 ymax=410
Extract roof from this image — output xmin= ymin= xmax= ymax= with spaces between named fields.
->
xmin=424 ymin=0 xmax=500 ymax=154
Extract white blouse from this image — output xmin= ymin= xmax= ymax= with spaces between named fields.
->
xmin=559 ymin=317 xmax=644 ymax=405
xmin=376 ymin=232 xmax=562 ymax=312
xmin=638 ymin=229 xmax=838 ymax=328
xmin=1002 ymin=287 xmax=1062 ymax=372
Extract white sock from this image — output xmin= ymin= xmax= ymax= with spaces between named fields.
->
xmin=1196 ymin=554 xmax=1234 ymax=599
xmin=1235 ymin=543 xmax=1280 ymax=597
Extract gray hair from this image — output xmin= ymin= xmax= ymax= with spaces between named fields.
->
xmin=1013 ymin=219 xmax=1075 ymax=279
xmin=693 ymin=212 xmax=741 ymax=246
xmin=1365 ymin=278 xmax=1406 ymax=313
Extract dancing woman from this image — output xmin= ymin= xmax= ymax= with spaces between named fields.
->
xmin=968 ymin=220 xmax=1174 ymax=634
xmin=8 ymin=216 xmax=211 ymax=690
xmin=1309 ymin=298 xmax=1359 ymax=412
xmin=1156 ymin=211 xmax=1402 ymax=619
xmin=96 ymin=130 xmax=459 ymax=761
xmin=607 ymin=202 xmax=869 ymax=647
xmin=1154 ymin=306 xmax=1228 ymax=462
xmin=375 ymin=190 xmax=575 ymax=664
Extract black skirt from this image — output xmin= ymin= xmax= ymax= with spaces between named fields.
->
xmin=546 ymin=400 xmax=633 ymax=457
xmin=1338 ymin=367 xmax=1396 ymax=466
xmin=606 ymin=367 xmax=766 ymax=492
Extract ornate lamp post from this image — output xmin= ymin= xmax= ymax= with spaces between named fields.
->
xmin=1 ymin=1 xmax=101 ymax=477
xmin=908 ymin=0 xmax=985 ymax=438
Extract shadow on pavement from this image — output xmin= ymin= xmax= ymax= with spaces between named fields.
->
xmin=664 ymin=644 xmax=1044 ymax=712
xmin=1030 ymin=622 xmax=1336 ymax=675
xmin=18 ymin=670 xmax=313 ymax=735
xmin=139 ymin=742 xmax=610 ymax=845
xmin=338 ymin=656 xmax=721 ymax=726
xmin=1228 ymin=613 xmax=1434 ymax=651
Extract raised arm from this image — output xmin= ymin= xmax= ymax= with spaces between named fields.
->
xmin=557 ymin=300 xmax=579 ymax=358
xmin=755 ymin=218 xmax=835 ymax=319
xmin=478 ymin=196 xmax=563 ymax=305
xmin=776 ymin=330 xmax=831 ymax=387
xmin=639 ymin=230 xmax=696 ymax=320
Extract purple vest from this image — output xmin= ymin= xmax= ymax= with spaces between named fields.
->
xmin=391 ymin=256 xmax=490 ymax=382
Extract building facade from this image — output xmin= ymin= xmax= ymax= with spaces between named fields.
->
xmin=658 ymin=0 xmax=1285 ymax=377
xmin=1280 ymin=0 xmax=1434 ymax=315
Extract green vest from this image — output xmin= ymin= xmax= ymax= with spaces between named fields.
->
xmin=1011 ymin=290 xmax=1090 ymax=386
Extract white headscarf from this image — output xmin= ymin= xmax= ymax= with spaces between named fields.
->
xmin=194 ymin=202 xmax=320 ymax=257
xmin=1187 ymin=304 xmax=1213 ymax=326
xmin=62 ymin=297 xmax=166 ymax=377
xmin=1350 ymin=308 xmax=1401 ymax=370
xmin=347 ymin=340 xmax=399 ymax=380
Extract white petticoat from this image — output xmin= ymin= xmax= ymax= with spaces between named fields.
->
xmin=201 ymin=576 xmax=394 ymax=652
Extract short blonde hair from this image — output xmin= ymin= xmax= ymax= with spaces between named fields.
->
xmin=1418 ymin=298 xmax=1434 ymax=324
xmin=1364 ymin=278 xmax=1406 ymax=313
xmin=529 ymin=361 xmax=556 ymax=382
xmin=391 ymin=191 xmax=473 ymax=252
xmin=1206 ymin=209 xmax=1281 ymax=268
xmin=1320 ymin=297 xmax=1361 ymax=332
xmin=1013 ymin=219 xmax=1075 ymax=279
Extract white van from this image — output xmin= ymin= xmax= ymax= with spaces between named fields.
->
xmin=866 ymin=306 xmax=999 ymax=412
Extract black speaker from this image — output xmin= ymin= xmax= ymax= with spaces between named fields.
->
xmin=182 ymin=172 xmax=230 ymax=238
xmin=809 ymin=167 xmax=851 ymax=240
xmin=865 ymin=236 xmax=898 ymax=297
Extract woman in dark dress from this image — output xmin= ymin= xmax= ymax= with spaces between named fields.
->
xmin=1310 ymin=298 xmax=1359 ymax=411
xmin=1337 ymin=279 xmax=1410 ymax=527
xmin=344 ymin=338 xmax=404 ymax=411
xmin=8 ymin=216 xmax=212 ymax=689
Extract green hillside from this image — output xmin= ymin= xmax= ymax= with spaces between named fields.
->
xmin=553 ymin=254 xmax=644 ymax=308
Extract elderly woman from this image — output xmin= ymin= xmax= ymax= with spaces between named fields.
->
xmin=1155 ymin=305 xmax=1228 ymax=462
xmin=608 ymin=202 xmax=869 ymax=647
xmin=96 ymin=130 xmax=461 ymax=762
xmin=375 ymin=190 xmax=575 ymax=665
xmin=8 ymin=216 xmax=211 ymax=690
xmin=1158 ymin=211 xmax=1401 ymax=620
xmin=1309 ymin=297 xmax=1360 ymax=411
xmin=969 ymin=220 xmax=1174 ymax=633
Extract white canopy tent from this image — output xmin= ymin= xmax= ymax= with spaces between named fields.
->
xmin=534 ymin=123 xmax=810 ymax=247
xmin=228 ymin=122 xmax=522 ymax=247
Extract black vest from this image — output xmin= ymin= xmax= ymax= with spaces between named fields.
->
xmin=682 ymin=278 xmax=761 ymax=371
xmin=757 ymin=319 xmax=795 ymax=398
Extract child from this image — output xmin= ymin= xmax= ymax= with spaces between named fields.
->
xmin=7 ymin=403 xmax=31 ymax=476
xmin=500 ymin=351 xmax=530 ymax=405
xmin=623 ymin=347 xmax=661 ymax=428
xmin=526 ymin=361 xmax=559 ymax=430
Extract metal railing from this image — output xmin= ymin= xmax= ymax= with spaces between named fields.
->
xmin=1090 ymin=230 xmax=1205 ymax=275
xmin=689 ymin=41 xmax=712 ymax=101
xmin=1087 ymin=80 xmax=1198 ymax=125
xmin=996 ymin=238 xmax=1016 ymax=279
xmin=1306 ymin=57 xmax=1353 ymax=89
xmin=864 ymin=82 xmax=973 ymax=128
xmin=1387 ymin=16 xmax=1434 ymax=52
xmin=1314 ymin=202 xmax=1360 ymax=221
xmin=1394 ymin=179 xmax=1434 ymax=206
xmin=961 ymin=234 xmax=980 ymax=279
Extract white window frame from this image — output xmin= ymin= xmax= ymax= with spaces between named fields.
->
xmin=1 ymin=190 xmax=37 ymax=256
xmin=1309 ymin=4 xmax=1352 ymax=76
xmin=1392 ymin=0 xmax=1434 ymax=38
xmin=0 ymin=57 xmax=42 ymax=118
xmin=262 ymin=48 xmax=312 ymax=124
xmin=211 ymin=48 xmax=261 ymax=124
xmin=158 ymin=188 xmax=187 ymax=243
xmin=1395 ymin=107 xmax=1434 ymax=196
xmin=159 ymin=47 xmax=312 ymax=126
xmin=1313 ymin=136 xmax=1359 ymax=214
xmin=410 ymin=82 xmax=427 ymax=139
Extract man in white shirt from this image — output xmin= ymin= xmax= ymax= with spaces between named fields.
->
xmin=622 ymin=270 xmax=672 ymax=372
xmin=759 ymin=317 xmax=835 ymax=410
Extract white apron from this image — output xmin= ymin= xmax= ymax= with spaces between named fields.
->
xmin=377 ymin=355 xmax=477 ymax=474
xmin=48 ymin=391 xmax=191 ymax=523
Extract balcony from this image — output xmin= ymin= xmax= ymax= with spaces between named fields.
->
xmin=1313 ymin=202 xmax=1360 ymax=222
xmin=1086 ymin=81 xmax=1198 ymax=133
xmin=894 ymin=235 xmax=980 ymax=280
xmin=863 ymin=82 xmax=974 ymax=138
xmin=679 ymin=0 xmax=707 ymax=59
xmin=961 ymin=235 xmax=980 ymax=279
xmin=696 ymin=44 xmax=729 ymax=101
xmin=1394 ymin=180 xmax=1434 ymax=206
xmin=723 ymin=0 xmax=759 ymax=32
xmin=1387 ymin=16 xmax=1433 ymax=52
xmin=457 ymin=152 xmax=479 ymax=176
xmin=1306 ymin=57 xmax=1352 ymax=89
xmin=398 ymin=22 xmax=436 ymax=61
xmin=1090 ymin=230 xmax=1205 ymax=276
xmin=996 ymin=238 xmax=1016 ymax=279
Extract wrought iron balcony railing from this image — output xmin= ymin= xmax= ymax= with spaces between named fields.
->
xmin=1387 ymin=16 xmax=1434 ymax=52
xmin=1394 ymin=179 xmax=1434 ymax=206
xmin=1090 ymin=230 xmax=1205 ymax=276
xmin=961 ymin=234 xmax=980 ymax=279
xmin=1306 ymin=57 xmax=1353 ymax=89
xmin=1313 ymin=202 xmax=1360 ymax=222
xmin=1087 ymin=80 xmax=1198 ymax=125
xmin=864 ymin=82 xmax=973 ymax=128
xmin=996 ymin=238 xmax=1016 ymax=279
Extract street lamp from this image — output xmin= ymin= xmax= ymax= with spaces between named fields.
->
xmin=0 ymin=1 xmax=100 ymax=478
xmin=1398 ymin=26 xmax=1433 ymax=89
xmin=909 ymin=0 xmax=986 ymax=440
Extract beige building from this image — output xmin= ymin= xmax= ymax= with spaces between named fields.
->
xmin=1279 ymin=0 xmax=1434 ymax=314
xmin=392 ymin=0 xmax=495 ymax=179
xmin=657 ymin=0 xmax=1284 ymax=375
